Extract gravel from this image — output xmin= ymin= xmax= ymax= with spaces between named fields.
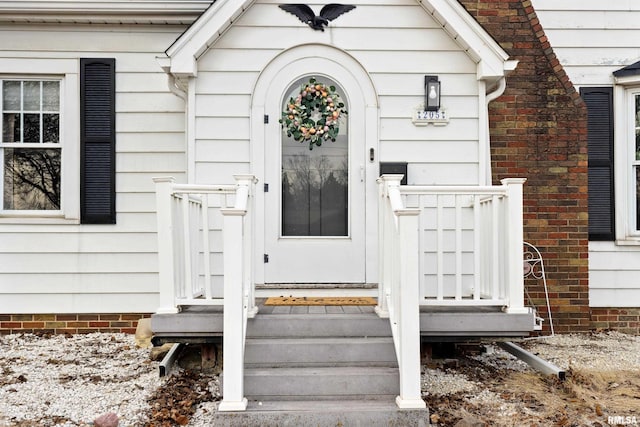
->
xmin=1 ymin=331 xmax=638 ymax=426
xmin=0 ymin=333 xmax=160 ymax=427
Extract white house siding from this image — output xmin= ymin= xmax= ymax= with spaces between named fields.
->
xmin=0 ymin=24 xmax=189 ymax=313
xmin=533 ymin=0 xmax=640 ymax=307
xmin=193 ymin=0 xmax=481 ymax=187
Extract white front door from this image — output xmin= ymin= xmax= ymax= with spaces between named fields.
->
xmin=264 ymin=75 xmax=366 ymax=283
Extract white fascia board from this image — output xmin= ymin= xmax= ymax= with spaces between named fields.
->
xmin=614 ymin=75 xmax=640 ymax=86
xmin=166 ymin=0 xmax=254 ymax=76
xmin=0 ymin=1 xmax=210 ymax=24
xmin=419 ymin=0 xmax=511 ymax=80
xmin=0 ymin=1 xmax=211 ymax=13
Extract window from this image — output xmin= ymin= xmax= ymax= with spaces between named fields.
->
xmin=1 ymin=79 xmax=62 ymax=211
xmin=0 ymin=57 xmax=115 ymax=223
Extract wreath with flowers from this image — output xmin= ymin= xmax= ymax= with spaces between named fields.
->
xmin=280 ymin=77 xmax=348 ymax=150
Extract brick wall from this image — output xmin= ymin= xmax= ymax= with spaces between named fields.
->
xmin=0 ymin=314 xmax=151 ymax=335
xmin=591 ymin=308 xmax=640 ymax=335
xmin=459 ymin=0 xmax=591 ymax=332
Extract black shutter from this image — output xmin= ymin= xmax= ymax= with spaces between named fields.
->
xmin=581 ymin=87 xmax=614 ymax=240
xmin=80 ymin=58 xmax=116 ymax=224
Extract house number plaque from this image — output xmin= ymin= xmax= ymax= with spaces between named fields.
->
xmin=412 ymin=105 xmax=449 ymax=126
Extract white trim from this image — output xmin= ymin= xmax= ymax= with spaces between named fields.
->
xmin=0 ymin=58 xmax=79 ymax=221
xmin=163 ymin=0 xmax=514 ymax=80
xmin=418 ymin=0 xmax=512 ymax=81
xmin=0 ymin=1 xmax=210 ymax=24
xmin=614 ymin=82 xmax=640 ymax=242
xmin=165 ymin=0 xmax=256 ymax=77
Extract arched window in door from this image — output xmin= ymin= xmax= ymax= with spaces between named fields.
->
xmin=281 ymin=76 xmax=349 ymax=237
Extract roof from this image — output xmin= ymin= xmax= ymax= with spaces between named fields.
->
xmin=0 ymin=1 xmax=211 ymax=24
xmin=613 ymin=60 xmax=640 ymax=78
xmin=160 ymin=0 xmax=516 ymax=81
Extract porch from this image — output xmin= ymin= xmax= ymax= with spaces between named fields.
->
xmin=151 ymin=174 xmax=535 ymax=411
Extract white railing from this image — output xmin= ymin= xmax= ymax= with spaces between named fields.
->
xmin=376 ymin=175 xmax=426 ymax=409
xmin=154 ymin=175 xmax=257 ymax=411
xmin=377 ymin=175 xmax=527 ymax=409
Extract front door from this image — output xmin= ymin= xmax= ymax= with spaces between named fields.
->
xmin=264 ymin=75 xmax=366 ymax=283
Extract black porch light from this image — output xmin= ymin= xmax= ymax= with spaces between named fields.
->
xmin=424 ymin=75 xmax=441 ymax=111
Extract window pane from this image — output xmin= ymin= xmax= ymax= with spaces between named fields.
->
xmin=281 ymin=77 xmax=349 ymax=237
xmin=2 ymin=81 xmax=21 ymax=110
xmin=3 ymin=148 xmax=61 ymax=210
xmin=636 ymin=94 xmax=640 ymax=128
xmin=43 ymin=114 xmax=59 ymax=143
xmin=23 ymin=81 xmax=40 ymax=111
xmin=636 ymin=129 xmax=640 ymax=161
xmin=2 ymin=113 xmax=20 ymax=142
xmin=43 ymin=81 xmax=60 ymax=111
xmin=23 ymin=113 xmax=40 ymax=142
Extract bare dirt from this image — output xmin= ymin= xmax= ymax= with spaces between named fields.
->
xmin=424 ymin=332 xmax=640 ymax=427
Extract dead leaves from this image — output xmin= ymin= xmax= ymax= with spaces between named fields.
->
xmin=146 ymin=370 xmax=215 ymax=427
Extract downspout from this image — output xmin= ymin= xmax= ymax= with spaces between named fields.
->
xmin=167 ymin=73 xmax=187 ymax=101
xmin=482 ymin=76 xmax=507 ymax=185
xmin=165 ymin=72 xmax=195 ymax=183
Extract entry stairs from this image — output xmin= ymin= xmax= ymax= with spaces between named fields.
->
xmin=215 ymin=305 xmax=429 ymax=425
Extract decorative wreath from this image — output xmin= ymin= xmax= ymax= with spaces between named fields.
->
xmin=280 ymin=77 xmax=348 ymax=150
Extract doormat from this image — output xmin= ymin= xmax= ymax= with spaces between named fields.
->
xmin=264 ymin=297 xmax=377 ymax=306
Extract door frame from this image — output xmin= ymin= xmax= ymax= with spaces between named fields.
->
xmin=251 ymin=44 xmax=379 ymax=286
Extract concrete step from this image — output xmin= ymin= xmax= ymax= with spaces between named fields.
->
xmin=243 ymin=366 xmax=400 ymax=401
xmin=210 ymin=400 xmax=429 ymax=426
xmin=244 ymin=337 xmax=398 ymax=368
xmin=246 ymin=313 xmax=392 ymax=338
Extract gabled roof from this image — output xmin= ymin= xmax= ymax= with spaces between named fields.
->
xmin=159 ymin=0 xmax=516 ymax=81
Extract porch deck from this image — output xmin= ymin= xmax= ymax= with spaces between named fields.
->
xmin=151 ymin=298 xmax=535 ymax=344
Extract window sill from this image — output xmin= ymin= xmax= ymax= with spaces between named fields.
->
xmin=0 ymin=216 xmax=80 ymax=225
xmin=615 ymin=238 xmax=640 ymax=246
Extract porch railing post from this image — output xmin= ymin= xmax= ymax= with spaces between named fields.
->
xmin=218 ymin=206 xmax=248 ymax=412
xmin=376 ymin=174 xmax=404 ymax=318
xmin=396 ymin=209 xmax=427 ymax=409
xmin=233 ymin=174 xmax=259 ymax=317
xmin=502 ymin=178 xmax=528 ymax=314
xmin=153 ymin=177 xmax=179 ymax=314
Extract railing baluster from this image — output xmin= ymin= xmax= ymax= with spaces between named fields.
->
xmin=181 ymin=193 xmax=193 ymax=298
xmin=201 ymin=194 xmax=212 ymax=300
xmin=473 ymin=195 xmax=481 ymax=300
xmin=436 ymin=196 xmax=444 ymax=300
xmin=455 ymin=196 xmax=462 ymax=300
xmin=491 ymin=195 xmax=500 ymax=300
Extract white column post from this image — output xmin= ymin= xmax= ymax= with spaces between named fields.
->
xmin=376 ymin=174 xmax=404 ymax=318
xmin=233 ymin=175 xmax=259 ymax=317
xmin=396 ymin=209 xmax=426 ymax=409
xmin=153 ymin=177 xmax=179 ymax=314
xmin=375 ymin=178 xmax=388 ymax=318
xmin=218 ymin=207 xmax=248 ymax=412
xmin=502 ymin=178 xmax=528 ymax=314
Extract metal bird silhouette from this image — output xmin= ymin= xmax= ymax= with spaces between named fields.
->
xmin=278 ymin=4 xmax=356 ymax=31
